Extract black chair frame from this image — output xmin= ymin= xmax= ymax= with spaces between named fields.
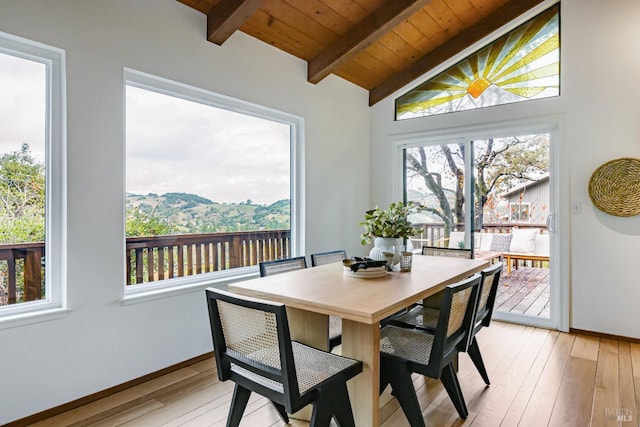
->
xmin=206 ymin=288 xmax=362 ymax=427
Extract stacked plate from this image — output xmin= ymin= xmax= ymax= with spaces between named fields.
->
xmin=343 ymin=265 xmax=387 ymax=279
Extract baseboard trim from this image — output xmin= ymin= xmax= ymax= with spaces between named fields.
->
xmin=4 ymin=352 xmax=214 ymax=427
xmin=569 ymin=328 xmax=640 ymax=344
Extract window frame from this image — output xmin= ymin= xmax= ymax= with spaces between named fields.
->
xmin=509 ymin=202 xmax=532 ymax=223
xmin=122 ymin=69 xmax=304 ymax=299
xmin=0 ymin=31 xmax=67 ymax=323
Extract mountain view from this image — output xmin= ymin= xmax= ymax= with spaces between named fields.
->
xmin=126 ymin=192 xmax=290 ymax=235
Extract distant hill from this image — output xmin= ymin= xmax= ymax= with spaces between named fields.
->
xmin=126 ymin=192 xmax=290 ymax=233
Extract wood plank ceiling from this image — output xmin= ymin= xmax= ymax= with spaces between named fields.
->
xmin=178 ymin=0 xmax=547 ymax=106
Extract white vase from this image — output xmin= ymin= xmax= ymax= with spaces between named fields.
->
xmin=369 ymin=237 xmax=402 ymax=264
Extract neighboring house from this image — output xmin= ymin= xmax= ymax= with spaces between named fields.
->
xmin=501 ymin=175 xmax=550 ymax=224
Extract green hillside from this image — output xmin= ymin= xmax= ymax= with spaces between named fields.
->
xmin=126 ymin=192 xmax=290 ymax=236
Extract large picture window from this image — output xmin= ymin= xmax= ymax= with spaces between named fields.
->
xmin=124 ymin=70 xmax=302 ymax=291
xmin=396 ymin=4 xmax=559 ymax=120
xmin=0 ymin=32 xmax=65 ymax=317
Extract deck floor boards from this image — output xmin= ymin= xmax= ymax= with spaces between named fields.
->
xmin=495 ymin=266 xmax=550 ymax=318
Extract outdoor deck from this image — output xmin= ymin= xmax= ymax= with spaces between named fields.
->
xmin=495 ymin=265 xmax=550 ymax=318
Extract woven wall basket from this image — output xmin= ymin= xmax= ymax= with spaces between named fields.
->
xmin=588 ymin=157 xmax=640 ymax=217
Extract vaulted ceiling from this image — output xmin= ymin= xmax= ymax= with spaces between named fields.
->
xmin=178 ymin=0 xmax=546 ymax=106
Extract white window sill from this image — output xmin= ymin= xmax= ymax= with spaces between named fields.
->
xmin=121 ymin=267 xmax=260 ymax=305
xmin=0 ymin=307 xmax=72 ymax=330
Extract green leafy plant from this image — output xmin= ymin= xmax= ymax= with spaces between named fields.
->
xmin=359 ymin=202 xmax=417 ymax=245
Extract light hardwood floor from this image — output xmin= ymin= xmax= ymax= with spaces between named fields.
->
xmin=16 ymin=322 xmax=640 ymax=427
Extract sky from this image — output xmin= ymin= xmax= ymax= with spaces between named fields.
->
xmin=126 ymin=86 xmax=291 ymax=205
xmin=1 ymin=51 xmax=291 ymax=206
xmin=0 ymin=52 xmax=46 ymax=162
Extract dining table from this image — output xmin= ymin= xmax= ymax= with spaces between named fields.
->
xmin=228 ymin=254 xmax=489 ymax=426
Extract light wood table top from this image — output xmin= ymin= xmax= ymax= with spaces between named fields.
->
xmin=229 ymin=255 xmax=488 ymax=323
xmin=228 ymin=255 xmax=489 ymax=426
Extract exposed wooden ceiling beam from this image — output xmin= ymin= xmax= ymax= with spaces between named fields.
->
xmin=368 ymin=0 xmax=547 ymax=106
xmin=307 ymin=0 xmax=432 ymax=85
xmin=207 ymin=0 xmax=265 ymax=45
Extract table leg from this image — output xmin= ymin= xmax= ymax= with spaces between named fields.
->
xmin=286 ymin=307 xmax=329 ymax=421
xmin=286 ymin=307 xmax=329 ymax=350
xmin=342 ymin=319 xmax=380 ymax=427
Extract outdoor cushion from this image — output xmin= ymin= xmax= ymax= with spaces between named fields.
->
xmin=448 ymin=231 xmax=465 ymax=249
xmin=533 ymin=233 xmax=550 ymax=256
xmin=478 ymin=233 xmax=493 ymax=252
xmin=509 ymin=228 xmax=538 ymax=254
xmin=490 ymin=233 xmax=512 ymax=252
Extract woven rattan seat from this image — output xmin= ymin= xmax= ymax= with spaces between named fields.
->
xmin=310 ymin=250 xmax=347 ymax=350
xmin=231 ymin=341 xmax=359 ymax=394
xmin=206 ymin=288 xmax=362 ymax=427
xmin=379 ymin=274 xmax=481 ymax=426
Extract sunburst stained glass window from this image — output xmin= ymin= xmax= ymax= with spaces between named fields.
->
xmin=396 ymin=4 xmax=559 ymax=120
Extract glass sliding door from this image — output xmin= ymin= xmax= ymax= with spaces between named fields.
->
xmin=404 ymin=130 xmax=558 ymax=329
xmin=405 ymin=142 xmax=471 ymax=251
xmin=471 ymin=134 xmax=551 ymax=324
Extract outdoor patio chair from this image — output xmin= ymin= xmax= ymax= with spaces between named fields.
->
xmin=206 ymin=288 xmax=363 ymax=427
xmin=310 ymin=250 xmax=347 ymax=350
xmin=259 ymin=256 xmax=307 ymax=277
xmin=379 ymin=274 xmax=481 ymax=425
xmin=388 ymin=262 xmax=503 ymax=385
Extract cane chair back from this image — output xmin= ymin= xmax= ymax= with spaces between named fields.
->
xmin=310 ymin=249 xmax=347 ymax=267
xmin=206 ymin=288 xmax=363 ymax=426
xmin=259 ymin=256 xmax=307 ymax=277
xmin=421 ymin=246 xmax=473 ymax=259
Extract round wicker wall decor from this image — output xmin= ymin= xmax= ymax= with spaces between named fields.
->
xmin=588 ymin=157 xmax=640 ymax=217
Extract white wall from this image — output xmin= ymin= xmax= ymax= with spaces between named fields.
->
xmin=370 ymin=0 xmax=640 ymax=339
xmin=0 ymin=0 xmax=370 ymax=423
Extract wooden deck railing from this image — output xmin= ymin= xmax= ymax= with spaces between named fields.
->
xmin=0 ymin=230 xmax=291 ymax=305
xmin=0 ymin=242 xmax=45 ymax=305
xmin=4 ymin=224 xmax=549 ymax=303
xmin=126 ymin=229 xmax=291 ymax=285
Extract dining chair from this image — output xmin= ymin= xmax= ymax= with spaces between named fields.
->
xmin=389 ymin=262 xmax=503 ymax=385
xmin=379 ymin=274 xmax=481 ymax=425
xmin=421 ymin=245 xmax=473 ymax=259
xmin=259 ymin=256 xmax=307 ymax=277
xmin=206 ymin=288 xmax=363 ymax=427
xmin=386 ymin=245 xmax=474 ymax=319
xmin=310 ymin=249 xmax=347 ymax=267
xmin=310 ymin=249 xmax=347 ymax=350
